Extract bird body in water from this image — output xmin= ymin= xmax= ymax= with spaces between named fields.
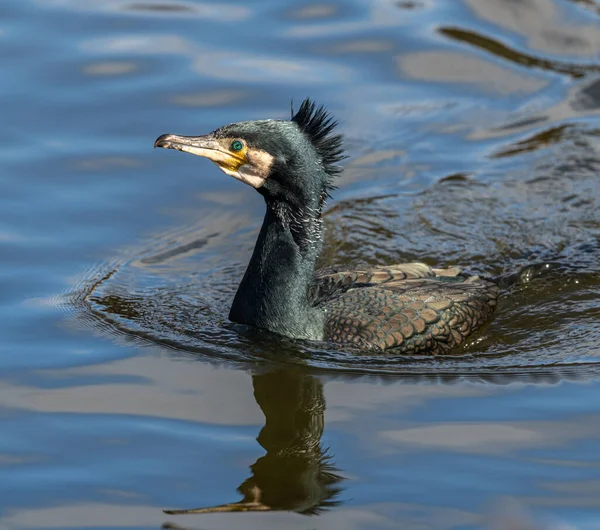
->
xmin=155 ymin=99 xmax=498 ymax=353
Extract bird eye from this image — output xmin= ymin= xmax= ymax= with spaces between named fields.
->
xmin=231 ymin=140 xmax=244 ymax=152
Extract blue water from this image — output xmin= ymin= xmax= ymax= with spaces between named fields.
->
xmin=1 ymin=0 xmax=600 ymax=528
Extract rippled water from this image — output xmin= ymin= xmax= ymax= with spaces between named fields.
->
xmin=2 ymin=0 xmax=600 ymax=528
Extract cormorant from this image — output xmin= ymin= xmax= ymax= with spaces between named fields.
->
xmin=154 ymin=99 xmax=498 ymax=353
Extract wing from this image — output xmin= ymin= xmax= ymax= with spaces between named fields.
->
xmin=310 ymin=262 xmax=463 ymax=305
xmin=322 ymin=274 xmax=498 ymax=353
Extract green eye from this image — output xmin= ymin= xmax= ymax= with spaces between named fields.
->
xmin=231 ymin=140 xmax=244 ymax=152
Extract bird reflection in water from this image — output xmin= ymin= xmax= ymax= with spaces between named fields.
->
xmin=163 ymin=368 xmax=344 ymax=527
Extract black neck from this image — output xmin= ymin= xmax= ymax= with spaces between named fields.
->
xmin=229 ymin=199 xmax=325 ymax=340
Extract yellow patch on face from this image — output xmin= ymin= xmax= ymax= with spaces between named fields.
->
xmin=214 ymin=138 xmax=248 ymax=172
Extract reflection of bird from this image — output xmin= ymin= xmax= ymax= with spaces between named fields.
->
xmin=155 ymin=99 xmax=498 ymax=353
xmin=163 ymin=369 xmax=343 ymax=517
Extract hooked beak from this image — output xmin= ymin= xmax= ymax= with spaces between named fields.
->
xmin=154 ymin=132 xmax=270 ymax=189
xmin=154 ymin=133 xmax=245 ymax=172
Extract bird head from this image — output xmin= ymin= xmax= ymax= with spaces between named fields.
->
xmin=155 ymin=99 xmax=345 ymax=210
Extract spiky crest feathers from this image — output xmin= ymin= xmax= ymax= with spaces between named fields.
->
xmin=291 ymin=98 xmax=346 ymax=190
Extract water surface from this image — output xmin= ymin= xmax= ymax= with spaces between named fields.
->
xmin=1 ymin=0 xmax=600 ymax=528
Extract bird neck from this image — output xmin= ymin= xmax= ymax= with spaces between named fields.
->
xmin=229 ymin=198 xmax=325 ymax=340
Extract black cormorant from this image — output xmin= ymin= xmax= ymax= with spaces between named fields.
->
xmin=154 ymin=99 xmax=498 ymax=353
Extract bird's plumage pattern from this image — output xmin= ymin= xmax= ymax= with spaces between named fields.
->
xmin=312 ymin=263 xmax=498 ymax=353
